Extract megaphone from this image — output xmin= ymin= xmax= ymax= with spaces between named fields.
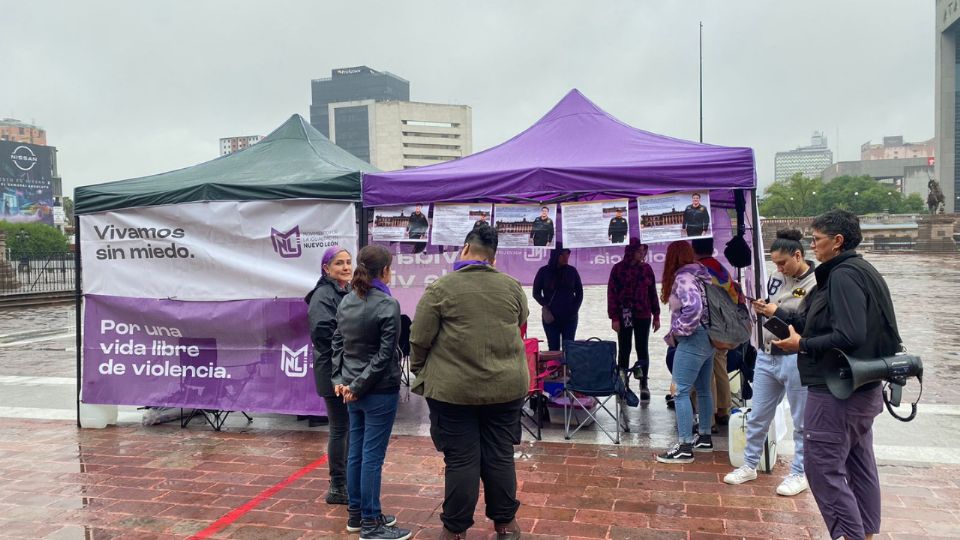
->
xmin=822 ymin=349 xmax=923 ymax=400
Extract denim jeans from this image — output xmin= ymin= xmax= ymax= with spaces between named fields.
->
xmin=743 ymin=351 xmax=806 ymax=474
xmin=672 ymin=327 xmax=714 ymax=444
xmin=346 ymin=392 xmax=400 ymax=520
xmin=543 ymin=316 xmax=578 ymax=352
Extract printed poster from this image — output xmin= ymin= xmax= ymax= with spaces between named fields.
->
xmin=372 ymin=204 xmax=431 ymax=242
xmin=560 ymin=199 xmax=629 ymax=248
xmin=494 ymin=204 xmax=556 ymax=248
xmin=638 ymin=191 xmax=712 ymax=243
xmin=430 ymin=203 xmax=493 ymax=246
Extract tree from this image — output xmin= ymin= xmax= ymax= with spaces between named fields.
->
xmin=62 ymin=196 xmax=74 ymax=224
xmin=0 ymin=222 xmax=70 ymax=259
xmin=759 ymin=174 xmax=925 ymax=217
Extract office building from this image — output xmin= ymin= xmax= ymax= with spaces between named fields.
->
xmin=774 ymin=131 xmax=834 ymax=182
xmin=861 ymin=136 xmax=935 ymax=161
xmin=0 ymin=118 xmax=47 ymax=145
xmin=821 ymin=157 xmax=933 ymax=199
xmin=219 ymin=135 xmax=263 ymax=156
xmin=937 ymin=0 xmax=960 ymax=211
xmin=309 ymin=66 xmax=409 ymax=138
xmin=327 ymin=100 xmax=472 ymax=170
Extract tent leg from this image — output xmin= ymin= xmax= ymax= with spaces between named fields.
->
xmin=749 ymin=189 xmax=765 ymax=344
xmin=74 ymin=216 xmax=83 ymax=428
xmin=358 ymin=203 xmax=369 ymax=249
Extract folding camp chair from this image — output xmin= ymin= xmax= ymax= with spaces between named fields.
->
xmin=397 ymin=314 xmax=412 ymax=387
xmin=520 ymin=339 xmax=562 ymax=440
xmin=561 ymin=338 xmax=628 ymax=444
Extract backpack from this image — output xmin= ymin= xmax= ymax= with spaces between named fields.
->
xmin=700 ymin=278 xmax=753 ymax=350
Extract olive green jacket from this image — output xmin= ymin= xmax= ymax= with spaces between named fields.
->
xmin=410 ymin=264 xmax=530 ymax=405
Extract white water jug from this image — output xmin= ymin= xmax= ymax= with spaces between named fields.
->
xmin=728 ymin=407 xmax=778 ymax=472
xmin=79 ymin=403 xmax=118 ymax=429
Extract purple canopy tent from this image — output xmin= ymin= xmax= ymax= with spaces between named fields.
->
xmin=362 ymin=89 xmax=764 ymax=310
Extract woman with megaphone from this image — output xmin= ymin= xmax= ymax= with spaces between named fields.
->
xmin=771 ymin=209 xmax=901 ymax=540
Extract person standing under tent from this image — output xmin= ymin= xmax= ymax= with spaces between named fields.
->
xmin=305 ymin=246 xmax=353 ymax=504
xmin=410 ymin=225 xmax=529 ymax=540
xmin=656 ymin=240 xmax=716 ymax=464
xmin=725 ymin=229 xmax=814 ymax=497
xmin=332 ymin=245 xmax=410 ymax=540
xmin=691 ymin=237 xmax=742 ymax=428
xmin=533 ymin=247 xmax=584 ymax=351
xmin=682 ymin=193 xmax=710 ymax=237
xmin=606 ymin=239 xmax=660 ymax=400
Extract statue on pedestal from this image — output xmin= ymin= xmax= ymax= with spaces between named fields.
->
xmin=927 ymin=178 xmax=946 ymax=215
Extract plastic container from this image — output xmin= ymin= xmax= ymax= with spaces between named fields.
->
xmin=728 ymin=407 xmax=778 ymax=472
xmin=79 ymin=403 xmax=118 ymax=429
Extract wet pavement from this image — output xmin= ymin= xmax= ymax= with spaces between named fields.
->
xmin=0 ymin=252 xmax=959 ymax=538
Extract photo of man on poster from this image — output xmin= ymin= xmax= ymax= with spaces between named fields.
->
xmin=608 ymin=208 xmax=628 ymax=244
xmin=682 ymin=193 xmax=710 ymax=237
xmin=406 ymin=203 xmax=429 ymax=240
xmin=530 ymin=206 xmax=555 ymax=246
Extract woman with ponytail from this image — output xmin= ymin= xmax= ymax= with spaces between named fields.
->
xmin=305 ymin=246 xmax=353 ymax=504
xmin=724 ymin=229 xmax=815 ymax=496
xmin=332 ymin=245 xmax=410 ymax=540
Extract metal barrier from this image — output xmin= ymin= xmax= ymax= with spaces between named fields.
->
xmin=0 ymin=251 xmax=75 ymax=294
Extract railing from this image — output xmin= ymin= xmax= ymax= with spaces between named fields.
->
xmin=0 ymin=251 xmax=75 ymax=295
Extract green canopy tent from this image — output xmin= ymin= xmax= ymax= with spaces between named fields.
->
xmin=75 ymin=114 xmax=376 ymax=214
xmin=72 ymin=114 xmax=378 ymax=428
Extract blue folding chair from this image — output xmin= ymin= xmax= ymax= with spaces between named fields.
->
xmin=561 ymin=338 xmax=629 ymax=444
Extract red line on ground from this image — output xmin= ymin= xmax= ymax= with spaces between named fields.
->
xmin=188 ymin=454 xmax=329 ymax=539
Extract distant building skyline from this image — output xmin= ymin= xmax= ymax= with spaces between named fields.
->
xmin=774 ymin=131 xmax=834 ymax=182
xmin=0 ymin=118 xmax=47 ymax=146
xmin=861 ymin=135 xmax=934 ymax=161
xmin=219 ymin=135 xmax=263 ymax=156
xmin=309 ymin=66 xmax=410 ymax=139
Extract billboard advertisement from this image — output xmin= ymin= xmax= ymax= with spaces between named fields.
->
xmin=0 ymin=141 xmax=55 ymax=225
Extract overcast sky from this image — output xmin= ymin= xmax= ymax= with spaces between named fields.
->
xmin=2 ymin=1 xmax=934 ymax=197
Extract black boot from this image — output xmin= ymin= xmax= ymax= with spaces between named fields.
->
xmin=325 ymin=480 xmax=348 ymax=505
xmin=640 ymin=376 xmax=651 ymax=402
xmin=495 ymin=518 xmax=522 ymax=540
xmin=308 ymin=415 xmax=329 ymax=427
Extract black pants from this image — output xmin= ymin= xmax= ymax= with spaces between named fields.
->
xmin=427 ymin=398 xmax=523 ymax=533
xmin=617 ymin=313 xmax=651 ymax=375
xmin=323 ymin=396 xmax=350 ymax=485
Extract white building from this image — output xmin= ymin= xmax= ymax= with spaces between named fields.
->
xmin=774 ymin=131 xmax=834 ymax=182
xmin=219 ymin=135 xmax=263 ymax=156
xmin=326 ymin=100 xmax=472 ymax=170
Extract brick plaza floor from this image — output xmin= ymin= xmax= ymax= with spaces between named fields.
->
xmin=1 ymin=419 xmax=958 ymax=540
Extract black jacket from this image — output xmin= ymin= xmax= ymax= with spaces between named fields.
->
xmin=792 ymin=251 xmax=901 ymax=391
xmin=532 ymin=264 xmax=583 ymax=322
xmin=332 ymin=288 xmax=402 ymax=397
xmin=305 ymin=276 xmax=350 ymax=398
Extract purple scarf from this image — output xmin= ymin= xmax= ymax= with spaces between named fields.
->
xmin=371 ymin=278 xmax=392 ymax=296
xmin=454 ymin=260 xmax=489 ymax=271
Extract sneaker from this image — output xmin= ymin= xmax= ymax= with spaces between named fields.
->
xmin=494 ymin=518 xmax=521 ymax=540
xmin=347 ymin=513 xmax=397 ymax=532
xmin=639 ymin=377 xmax=651 ymax=402
xmin=359 ymin=519 xmax=411 ymax=540
xmin=776 ymin=473 xmax=809 ymax=496
xmin=723 ymin=465 xmax=758 ymax=485
xmin=692 ymin=433 xmax=713 ymax=452
xmin=656 ymin=442 xmax=694 ymax=464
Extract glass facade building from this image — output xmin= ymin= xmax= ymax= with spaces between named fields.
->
xmin=309 ymin=66 xmax=409 ymax=143
xmin=937 ymin=1 xmax=960 ymax=212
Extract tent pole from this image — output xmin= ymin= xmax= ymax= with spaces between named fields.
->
xmin=74 ymin=215 xmax=82 ymax=428
xmin=357 ymin=203 xmax=369 ymax=249
xmin=749 ymin=189 xmax=764 ymax=344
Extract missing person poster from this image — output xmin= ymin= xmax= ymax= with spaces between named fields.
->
xmin=561 ymin=199 xmax=629 ymax=248
xmin=637 ymin=191 xmax=712 ymax=244
xmin=430 ymin=203 xmax=493 ymax=246
xmin=494 ymin=204 xmax=556 ymax=248
xmin=372 ymin=204 xmax=431 ymax=242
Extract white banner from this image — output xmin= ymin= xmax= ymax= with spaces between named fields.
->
xmin=80 ymin=199 xmax=357 ymax=300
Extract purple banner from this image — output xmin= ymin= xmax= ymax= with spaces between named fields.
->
xmin=82 ymin=294 xmax=326 ymax=416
